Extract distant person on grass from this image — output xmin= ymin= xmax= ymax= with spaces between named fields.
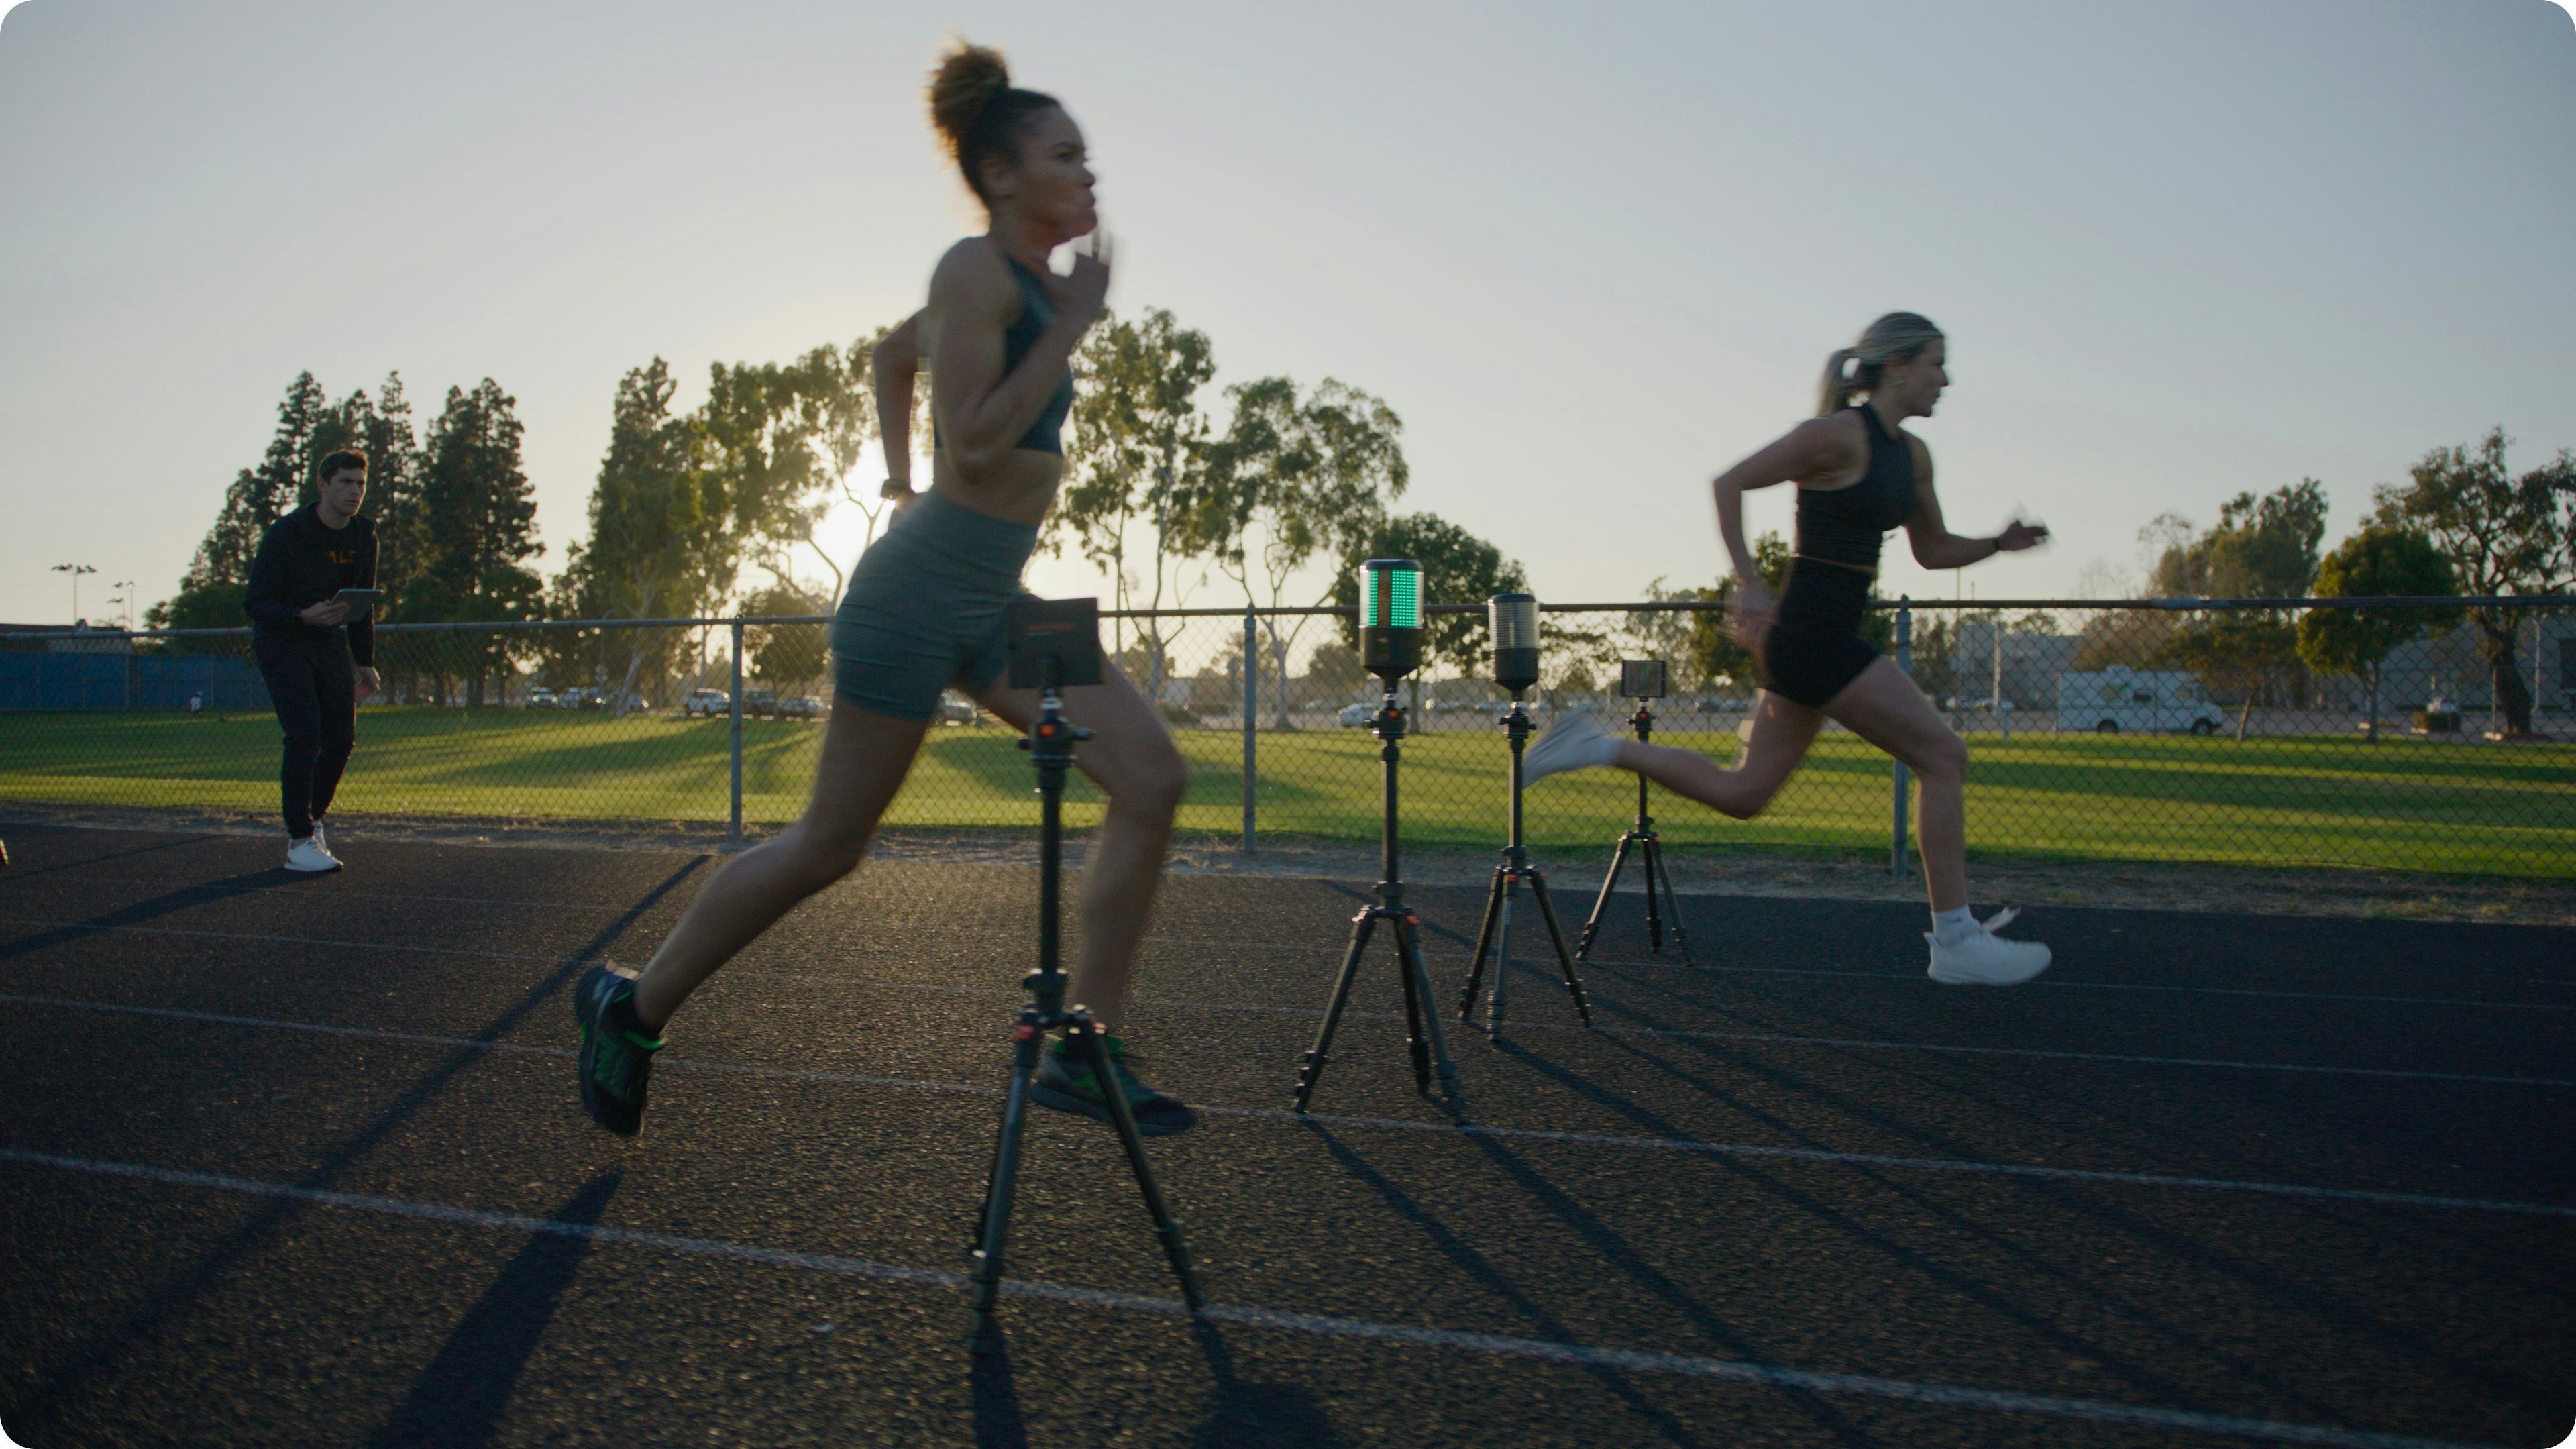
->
xmin=1521 ymin=313 xmax=2057 ymax=985
xmin=574 ymin=41 xmax=1196 ymax=1139
xmin=243 ymin=447 xmax=378 ymax=873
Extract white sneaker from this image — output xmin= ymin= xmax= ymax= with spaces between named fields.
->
xmin=284 ymin=836 xmax=341 ymax=873
xmin=309 ymin=819 xmax=329 ymax=856
xmin=1927 ymin=907 xmax=2050 ymax=985
xmin=1521 ymin=710 xmax=1619 ymax=782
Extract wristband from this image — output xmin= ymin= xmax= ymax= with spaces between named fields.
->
xmin=881 ymin=480 xmax=914 ymax=500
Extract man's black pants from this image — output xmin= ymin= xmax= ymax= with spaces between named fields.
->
xmin=255 ymin=636 xmax=356 ymax=839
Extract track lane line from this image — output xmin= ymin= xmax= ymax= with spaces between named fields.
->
xmin=6 ymin=991 xmax=2569 ymax=1218
xmin=0 ymin=1146 xmax=2510 ymax=1449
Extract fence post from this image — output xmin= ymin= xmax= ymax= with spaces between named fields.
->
xmin=1892 ymin=598 xmax=1911 ymax=877
xmin=1242 ymin=607 xmax=1257 ymax=853
xmin=729 ymin=619 xmax=745 ymax=841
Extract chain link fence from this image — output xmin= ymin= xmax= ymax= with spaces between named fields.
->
xmin=5 ymin=598 xmax=2571 ymax=876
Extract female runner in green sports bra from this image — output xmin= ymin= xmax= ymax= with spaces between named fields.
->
xmin=573 ymin=41 xmax=1197 ymax=1139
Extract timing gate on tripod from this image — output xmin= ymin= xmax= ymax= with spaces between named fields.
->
xmin=1291 ymin=559 xmax=1468 ymax=1119
xmin=1575 ymin=659 xmax=1695 ymax=967
xmin=965 ymin=597 xmax=1203 ymax=1354
xmin=1455 ymin=594 xmax=1593 ymax=1039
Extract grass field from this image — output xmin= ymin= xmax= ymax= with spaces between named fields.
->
xmin=2 ymin=706 xmax=2571 ymax=876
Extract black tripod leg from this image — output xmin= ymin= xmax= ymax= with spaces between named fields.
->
xmin=1070 ymin=1020 xmax=1205 ymax=1309
xmin=1485 ymin=873 xmax=1519 ymax=1039
xmin=1393 ymin=912 xmax=1432 ymax=1094
xmin=1576 ymin=833 xmax=1633 ymax=961
xmin=1456 ymin=868 xmax=1507 ymax=1022
xmin=1294 ymin=910 xmax=1377 ymax=1112
xmin=965 ymin=1030 xmax=1041 ymax=1353
xmin=1527 ymin=871 xmax=1593 ymax=1028
xmin=1648 ymin=836 xmax=1696 ymax=968
xmin=1394 ymin=911 xmax=1467 ymax=1118
xmin=1641 ymin=837 xmax=1666 ymax=953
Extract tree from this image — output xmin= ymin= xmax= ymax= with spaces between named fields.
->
xmin=150 ymin=372 xmax=332 ymax=638
xmin=2371 ymin=429 xmax=2571 ymax=735
xmin=1053 ymin=308 xmax=1220 ymax=700
xmin=408 ymin=379 xmax=544 ymax=704
xmin=741 ymin=581 xmax=830 ymax=687
xmin=2296 ymin=525 xmax=2459 ymax=741
xmin=557 ymin=358 xmax=728 ymax=710
xmin=1203 ymin=375 xmax=1409 ymax=726
xmin=2148 ymin=480 xmax=2330 ymax=733
xmin=1328 ymin=513 xmax=1528 ymax=676
xmin=308 ymin=374 xmax=423 ymax=623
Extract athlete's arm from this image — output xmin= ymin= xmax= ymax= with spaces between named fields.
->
xmin=926 ymin=239 xmax=1106 ymax=476
xmin=1902 ymin=439 xmax=2047 ymax=568
xmin=1711 ymin=416 xmax=1858 ymax=578
xmin=875 ymin=313 xmax=922 ymax=499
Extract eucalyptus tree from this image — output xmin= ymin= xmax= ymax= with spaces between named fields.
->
xmin=1204 ymin=376 xmax=1409 ymax=726
xmin=2371 ymin=429 xmax=2570 ymax=735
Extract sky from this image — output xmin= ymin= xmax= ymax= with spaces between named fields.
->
xmin=2 ymin=0 xmax=2571 ymax=633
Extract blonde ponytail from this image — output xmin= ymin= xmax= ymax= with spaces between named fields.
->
xmin=1815 ymin=313 xmax=1944 ymax=417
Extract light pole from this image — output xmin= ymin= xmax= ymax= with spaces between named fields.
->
xmin=107 ymin=581 xmax=135 ymax=631
xmin=51 ymin=564 xmax=97 ymax=625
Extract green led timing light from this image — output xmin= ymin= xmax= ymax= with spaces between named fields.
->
xmin=1363 ymin=566 xmax=1420 ymax=629
xmin=1358 ymin=558 xmax=1424 ymax=680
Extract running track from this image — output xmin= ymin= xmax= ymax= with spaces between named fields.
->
xmin=1 ymin=823 xmax=2569 ymax=1448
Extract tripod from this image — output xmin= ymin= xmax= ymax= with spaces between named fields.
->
xmin=966 ymin=665 xmax=1203 ymax=1353
xmin=1575 ymin=702 xmax=1695 ymax=966
xmin=1455 ymin=696 xmax=1593 ymax=1038
xmin=1292 ymin=683 xmax=1467 ymax=1118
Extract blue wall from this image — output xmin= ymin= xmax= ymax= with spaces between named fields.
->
xmin=0 ymin=653 xmax=272 ymax=711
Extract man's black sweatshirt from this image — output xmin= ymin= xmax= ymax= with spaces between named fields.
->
xmin=243 ymin=505 xmax=378 ymax=665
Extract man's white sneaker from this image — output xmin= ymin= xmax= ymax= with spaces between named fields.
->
xmin=1926 ymin=906 xmax=2049 ymax=985
xmin=284 ymin=836 xmax=341 ymax=873
xmin=1521 ymin=710 xmax=1619 ymax=782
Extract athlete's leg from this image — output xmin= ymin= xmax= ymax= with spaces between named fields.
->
xmin=307 ymin=646 xmax=358 ymax=825
xmin=629 ymin=699 xmax=929 ymax=1029
xmin=1817 ymin=657 xmax=1970 ymax=912
xmin=974 ymin=660 xmax=1188 ymax=1034
xmin=1609 ymin=692 xmax=1827 ymax=820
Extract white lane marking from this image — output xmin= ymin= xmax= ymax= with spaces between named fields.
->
xmin=0 ymin=1146 xmax=2507 ymax=1449
xmin=3 ymin=902 xmax=2565 ymax=1012
xmin=1 ymin=914 xmax=2565 ymax=1085
xmin=7 ymin=991 xmax=2571 ymax=1219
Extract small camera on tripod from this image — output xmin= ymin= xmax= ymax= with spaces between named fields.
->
xmin=1619 ymin=659 xmax=1668 ymax=700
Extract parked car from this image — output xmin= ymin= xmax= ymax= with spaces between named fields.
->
xmin=937 ymin=690 xmax=980 ymax=726
xmin=2055 ymin=667 xmax=2225 ymax=735
xmin=682 ymin=688 xmax=731 ymax=718
xmin=1338 ymin=702 xmax=1375 ymax=729
xmin=743 ymin=688 xmax=778 ymax=719
xmin=777 ymin=694 xmax=823 ymax=720
xmin=525 ymin=688 xmax=557 ymax=708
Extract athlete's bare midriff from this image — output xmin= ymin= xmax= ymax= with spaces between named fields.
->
xmin=928 ymin=446 xmax=1062 ymax=529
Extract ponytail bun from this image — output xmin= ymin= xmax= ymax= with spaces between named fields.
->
xmin=924 ymin=40 xmax=1063 ymax=204
xmin=928 ymin=42 xmax=1010 ymax=159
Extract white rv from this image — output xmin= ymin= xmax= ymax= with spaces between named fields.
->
xmin=2055 ymin=667 xmax=2229 ymax=735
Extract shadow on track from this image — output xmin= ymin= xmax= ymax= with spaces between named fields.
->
xmin=3 ymin=855 xmax=708 ymax=1441
xmin=367 ymin=1170 xmax=625 ymax=1449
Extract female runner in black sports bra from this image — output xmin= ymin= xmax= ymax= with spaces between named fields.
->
xmin=571 ymin=42 xmax=1197 ymax=1138
xmin=1523 ymin=313 xmax=2055 ymax=985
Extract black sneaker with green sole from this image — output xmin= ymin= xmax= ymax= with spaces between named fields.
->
xmin=1032 ymin=1036 xmax=1196 ymax=1136
xmin=575 ymin=963 xmax=663 ymax=1137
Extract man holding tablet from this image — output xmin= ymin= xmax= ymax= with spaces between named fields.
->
xmin=244 ymin=448 xmax=380 ymax=872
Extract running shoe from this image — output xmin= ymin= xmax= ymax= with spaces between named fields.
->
xmin=1520 ymin=710 xmax=1618 ymax=783
xmin=284 ymin=836 xmax=341 ymax=873
xmin=575 ymin=963 xmax=663 ymax=1136
xmin=1032 ymin=1035 xmax=1196 ymax=1136
xmin=1927 ymin=907 xmax=2052 ymax=986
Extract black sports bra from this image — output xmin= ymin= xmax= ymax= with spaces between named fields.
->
xmin=1793 ymin=405 xmax=1917 ymax=573
xmin=932 ymin=250 xmax=1076 ymax=458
